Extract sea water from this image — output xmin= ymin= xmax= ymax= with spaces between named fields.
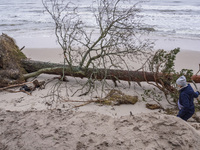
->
xmin=0 ymin=0 xmax=200 ymax=49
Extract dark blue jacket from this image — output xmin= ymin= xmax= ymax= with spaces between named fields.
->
xmin=177 ymin=84 xmax=199 ymax=118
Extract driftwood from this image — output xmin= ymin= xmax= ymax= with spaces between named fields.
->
xmin=0 ymin=82 xmax=33 ymax=91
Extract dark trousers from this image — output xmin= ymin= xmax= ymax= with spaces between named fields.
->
xmin=178 ymin=108 xmax=195 ymax=121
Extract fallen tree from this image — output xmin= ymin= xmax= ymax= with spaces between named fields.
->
xmin=1 ymin=34 xmax=200 ymax=108
xmin=21 ymin=59 xmax=200 ymax=84
xmin=21 ymin=59 xmax=159 ymax=84
xmin=0 ymin=34 xmax=158 ymax=88
xmin=1 ymin=34 xmax=200 ymax=89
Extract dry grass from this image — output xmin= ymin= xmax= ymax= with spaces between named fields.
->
xmin=0 ymin=34 xmax=27 ymax=87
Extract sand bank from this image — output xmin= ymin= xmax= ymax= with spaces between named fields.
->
xmin=1 ymin=110 xmax=200 ymax=150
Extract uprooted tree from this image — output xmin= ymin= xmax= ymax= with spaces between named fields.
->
xmin=1 ymin=0 xmax=200 ymax=106
xmin=40 ymin=0 xmax=200 ymax=101
xmin=0 ymin=34 xmax=200 ymax=104
xmin=41 ymin=0 xmax=154 ymax=95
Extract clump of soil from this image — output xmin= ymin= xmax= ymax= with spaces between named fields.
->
xmin=0 ymin=34 xmax=26 ymax=87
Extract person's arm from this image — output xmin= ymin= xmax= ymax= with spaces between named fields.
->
xmin=193 ymin=91 xmax=200 ymax=98
xmin=177 ymin=93 xmax=190 ymax=118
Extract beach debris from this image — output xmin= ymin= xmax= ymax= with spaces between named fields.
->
xmin=19 ymin=84 xmax=33 ymax=95
xmin=33 ymin=80 xmax=45 ymax=90
xmin=19 ymin=80 xmax=45 ymax=95
xmin=0 ymin=81 xmax=33 ymax=91
xmin=96 ymin=89 xmax=138 ymax=105
xmin=146 ymin=103 xmax=161 ymax=110
xmin=19 ymin=80 xmax=45 ymax=94
xmin=20 ymin=84 xmax=32 ymax=92
xmin=45 ymin=89 xmax=138 ymax=109
xmin=164 ymin=108 xmax=178 ymax=115
xmin=0 ymin=79 xmax=45 ymax=95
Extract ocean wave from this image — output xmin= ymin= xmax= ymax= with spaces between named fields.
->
xmin=173 ymin=1 xmax=182 ymax=3
xmin=141 ymin=5 xmax=200 ymax=12
xmin=0 ymin=0 xmax=200 ymax=41
xmin=0 ymin=23 xmax=24 ymax=27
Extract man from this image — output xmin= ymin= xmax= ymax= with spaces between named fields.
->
xmin=176 ymin=75 xmax=200 ymax=121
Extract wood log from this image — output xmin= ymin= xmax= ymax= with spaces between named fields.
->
xmin=21 ymin=59 xmax=200 ymax=89
xmin=21 ymin=59 xmax=157 ymax=83
xmin=191 ymin=75 xmax=200 ymax=83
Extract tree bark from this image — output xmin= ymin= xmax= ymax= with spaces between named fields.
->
xmin=191 ymin=75 xmax=200 ymax=83
xmin=21 ymin=59 xmax=200 ymax=87
xmin=21 ymin=59 xmax=157 ymax=83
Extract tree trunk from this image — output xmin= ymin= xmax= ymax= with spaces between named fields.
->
xmin=21 ymin=59 xmax=158 ymax=83
xmin=21 ymin=59 xmax=200 ymax=90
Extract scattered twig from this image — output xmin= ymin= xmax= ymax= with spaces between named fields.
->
xmin=5 ymin=89 xmax=32 ymax=95
xmin=195 ymin=64 xmax=200 ymax=75
xmin=20 ymin=46 xmax=25 ymax=51
xmin=73 ymin=101 xmax=93 ymax=108
xmin=64 ymin=100 xmax=95 ymax=103
xmin=0 ymin=82 xmax=33 ymax=91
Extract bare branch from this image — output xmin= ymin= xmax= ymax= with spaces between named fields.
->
xmin=42 ymin=0 xmax=153 ymax=95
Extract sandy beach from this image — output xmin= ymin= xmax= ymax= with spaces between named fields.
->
xmin=1 ymin=38 xmax=200 ymax=149
xmin=1 ymin=0 xmax=200 ymax=148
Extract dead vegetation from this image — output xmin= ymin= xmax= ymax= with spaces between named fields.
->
xmin=146 ymin=103 xmax=162 ymax=110
xmin=0 ymin=33 xmax=26 ymax=87
xmin=96 ymin=89 xmax=138 ymax=105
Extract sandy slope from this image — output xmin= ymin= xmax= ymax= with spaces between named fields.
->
xmin=1 ymin=109 xmax=200 ymax=150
